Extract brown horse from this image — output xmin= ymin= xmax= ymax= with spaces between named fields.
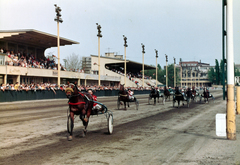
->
xmin=164 ymin=86 xmax=171 ymax=101
xmin=149 ymin=87 xmax=160 ymax=105
xmin=202 ymin=88 xmax=209 ymax=103
xmin=67 ymin=84 xmax=93 ymax=141
xmin=118 ymin=84 xmax=138 ymax=110
xmin=191 ymin=86 xmax=197 ymax=101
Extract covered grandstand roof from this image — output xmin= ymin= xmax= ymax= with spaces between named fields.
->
xmin=0 ymin=29 xmax=79 ymax=48
xmin=91 ymin=55 xmax=156 ymax=72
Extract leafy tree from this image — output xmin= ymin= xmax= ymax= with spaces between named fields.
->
xmin=144 ymin=63 xmax=179 ymax=87
xmin=65 ymin=53 xmax=82 ymax=71
xmin=219 ymin=59 xmax=224 ymax=85
xmin=208 ymin=67 xmax=216 ymax=84
xmin=235 ymin=65 xmax=240 ymax=76
xmin=215 ymin=59 xmax=220 ymax=85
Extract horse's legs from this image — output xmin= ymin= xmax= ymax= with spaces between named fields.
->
xmin=154 ymin=97 xmax=156 ymax=105
xmin=82 ymin=103 xmax=91 ymax=123
xmin=157 ymin=96 xmax=159 ymax=103
xmin=68 ymin=112 xmax=74 ymax=141
xmin=124 ymin=101 xmax=127 ymax=110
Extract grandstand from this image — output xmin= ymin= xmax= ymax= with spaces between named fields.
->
xmin=0 ymin=29 xmax=161 ymax=87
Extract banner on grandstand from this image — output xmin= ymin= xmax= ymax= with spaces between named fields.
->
xmin=53 ymin=71 xmax=58 ymax=76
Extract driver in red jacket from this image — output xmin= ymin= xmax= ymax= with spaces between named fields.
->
xmin=87 ymin=89 xmax=103 ymax=113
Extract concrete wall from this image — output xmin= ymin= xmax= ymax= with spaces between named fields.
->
xmin=0 ymin=65 xmax=121 ymax=85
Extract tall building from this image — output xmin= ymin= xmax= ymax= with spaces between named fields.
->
xmin=180 ymin=61 xmax=214 ymax=88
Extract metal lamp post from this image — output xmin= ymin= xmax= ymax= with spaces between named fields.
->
xmin=54 ymin=4 xmax=63 ymax=86
xmin=141 ymin=43 xmax=145 ymax=88
xmin=173 ymin=57 xmax=176 ymax=88
xmin=123 ymin=35 xmax=128 ymax=85
xmin=96 ymin=23 xmax=102 ymax=86
xmin=179 ymin=59 xmax=183 ymax=88
xmin=165 ymin=54 xmax=168 ymax=87
xmin=155 ymin=49 xmax=158 ymax=87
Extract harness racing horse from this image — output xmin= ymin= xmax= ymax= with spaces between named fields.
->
xmin=67 ymin=84 xmax=93 ymax=141
xmin=191 ymin=87 xmax=196 ymax=101
xmin=164 ymin=86 xmax=171 ymax=101
xmin=191 ymin=87 xmax=199 ymax=102
xmin=185 ymin=88 xmax=192 ymax=103
xmin=201 ymin=88 xmax=210 ymax=103
xmin=148 ymin=87 xmax=159 ymax=105
xmin=173 ymin=87 xmax=184 ymax=108
xmin=117 ymin=84 xmax=139 ymax=110
xmin=173 ymin=87 xmax=191 ymax=108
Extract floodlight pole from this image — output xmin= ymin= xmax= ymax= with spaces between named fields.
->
xmin=57 ymin=23 xmax=60 ymax=85
xmin=123 ymin=35 xmax=128 ymax=85
xmin=180 ymin=63 xmax=182 ymax=88
xmin=96 ymin=23 xmax=102 ymax=86
xmin=165 ymin=54 xmax=168 ymax=87
xmin=54 ymin=4 xmax=63 ymax=86
xmin=174 ymin=57 xmax=176 ymax=88
xmin=155 ymin=49 xmax=158 ymax=87
xmin=226 ymin=0 xmax=236 ymax=140
xmin=141 ymin=43 xmax=145 ymax=88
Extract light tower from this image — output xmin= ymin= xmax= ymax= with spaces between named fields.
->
xmin=155 ymin=49 xmax=158 ymax=87
xmin=54 ymin=4 xmax=63 ymax=86
xmin=165 ymin=54 xmax=168 ymax=87
xmin=96 ymin=23 xmax=102 ymax=86
xmin=123 ymin=35 xmax=128 ymax=85
xmin=141 ymin=43 xmax=145 ymax=88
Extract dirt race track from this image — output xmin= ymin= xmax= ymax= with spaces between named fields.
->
xmin=0 ymin=90 xmax=240 ymax=165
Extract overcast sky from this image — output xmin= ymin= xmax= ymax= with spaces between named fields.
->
xmin=0 ymin=0 xmax=239 ymax=68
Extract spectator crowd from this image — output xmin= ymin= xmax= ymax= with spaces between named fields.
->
xmin=107 ymin=66 xmax=152 ymax=86
xmin=1 ymin=48 xmax=84 ymax=73
xmin=0 ymin=82 xmax=151 ymax=94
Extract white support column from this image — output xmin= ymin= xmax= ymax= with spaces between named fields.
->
xmin=226 ymin=0 xmax=236 ymax=140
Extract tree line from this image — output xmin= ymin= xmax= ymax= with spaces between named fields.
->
xmin=144 ymin=64 xmax=180 ymax=87
xmin=208 ymin=59 xmax=240 ymax=85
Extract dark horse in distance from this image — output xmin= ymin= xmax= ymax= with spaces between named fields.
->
xmin=148 ymin=87 xmax=160 ymax=105
xmin=117 ymin=84 xmax=139 ymax=110
xmin=66 ymin=83 xmax=94 ymax=141
xmin=164 ymin=86 xmax=171 ymax=101
xmin=201 ymin=87 xmax=211 ymax=103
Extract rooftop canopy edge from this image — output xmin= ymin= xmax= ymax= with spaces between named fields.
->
xmin=91 ymin=55 xmax=155 ymax=71
xmin=0 ymin=29 xmax=79 ymax=49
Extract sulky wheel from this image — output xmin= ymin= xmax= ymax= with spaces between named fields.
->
xmin=67 ymin=115 xmax=72 ymax=134
xmin=107 ymin=113 xmax=113 ymax=134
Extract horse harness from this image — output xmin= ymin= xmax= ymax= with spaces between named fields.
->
xmin=68 ymin=92 xmax=91 ymax=106
xmin=119 ymin=94 xmax=128 ymax=97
